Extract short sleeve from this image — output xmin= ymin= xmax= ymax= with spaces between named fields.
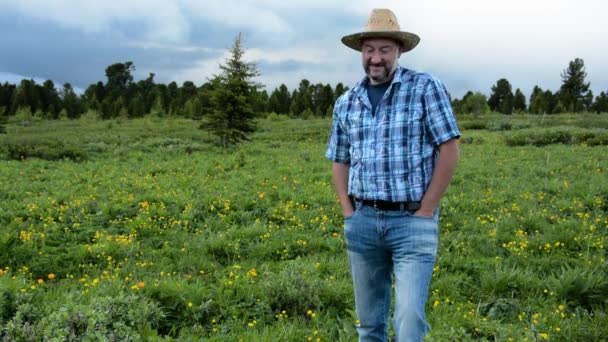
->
xmin=325 ymin=104 xmax=351 ymax=164
xmin=423 ymin=78 xmax=461 ymax=146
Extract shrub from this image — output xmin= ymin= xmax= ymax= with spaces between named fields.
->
xmin=79 ymin=109 xmax=101 ymax=122
xmin=300 ymin=109 xmax=314 ymax=120
xmin=266 ymin=112 xmax=288 ymax=121
xmin=486 ymin=119 xmax=513 ymax=131
xmin=505 ymin=127 xmax=608 ymax=146
xmin=459 ymin=120 xmax=487 ymax=130
xmin=3 ymin=136 xmax=86 ymax=161
xmin=1 ymin=293 xmax=164 ymax=341
xmin=576 ymin=114 xmax=608 ymax=129
xmin=10 ymin=107 xmax=35 ymax=126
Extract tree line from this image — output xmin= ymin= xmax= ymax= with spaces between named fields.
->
xmin=1 ymin=54 xmax=607 ymax=124
xmin=452 ymin=58 xmax=608 ymax=115
xmin=0 ymin=65 xmax=347 ymax=122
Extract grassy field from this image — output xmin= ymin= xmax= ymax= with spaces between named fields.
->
xmin=0 ymin=113 xmax=607 ymax=341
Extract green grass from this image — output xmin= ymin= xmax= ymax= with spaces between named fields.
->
xmin=0 ymin=114 xmax=607 ymax=341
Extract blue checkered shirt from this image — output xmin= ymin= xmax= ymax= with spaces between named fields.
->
xmin=325 ymin=66 xmax=460 ymax=202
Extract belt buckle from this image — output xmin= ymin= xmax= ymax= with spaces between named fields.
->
xmin=373 ymin=200 xmax=378 ymax=210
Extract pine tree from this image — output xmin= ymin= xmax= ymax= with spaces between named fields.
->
xmin=60 ymin=83 xmax=84 ymax=118
xmin=558 ymin=58 xmax=592 ymax=112
xmin=41 ymin=80 xmax=60 ymax=118
xmin=488 ymin=78 xmax=514 ymax=114
xmin=0 ymin=106 xmax=7 ymax=134
xmin=543 ymin=90 xmax=557 ymax=114
xmin=513 ymin=88 xmax=527 ymax=113
xmin=289 ymin=89 xmax=304 ymax=116
xmin=591 ymin=91 xmax=608 ymax=113
xmin=528 ymin=86 xmax=546 ymax=114
xmin=202 ymin=33 xmax=261 ymax=147
xmin=276 ymin=84 xmax=291 ymax=114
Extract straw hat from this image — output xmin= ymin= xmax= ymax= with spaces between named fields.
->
xmin=341 ymin=8 xmax=420 ymax=53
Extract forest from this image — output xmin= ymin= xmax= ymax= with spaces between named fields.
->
xmin=1 ymin=57 xmax=607 ymax=124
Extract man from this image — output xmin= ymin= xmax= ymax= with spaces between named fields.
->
xmin=325 ymin=8 xmax=460 ymax=342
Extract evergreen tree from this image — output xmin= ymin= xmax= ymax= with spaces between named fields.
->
xmin=268 ymin=90 xmax=280 ymax=114
xmin=199 ymin=79 xmax=220 ymax=116
xmin=0 ymin=83 xmax=17 ymax=116
xmin=252 ymin=88 xmax=269 ymax=114
xmin=149 ymin=93 xmax=166 ymax=117
xmin=334 ymin=83 xmax=347 ymax=101
xmin=153 ymin=84 xmax=169 ymax=114
xmin=104 ymin=61 xmax=135 ymax=117
xmin=293 ymin=79 xmax=313 ymax=116
xmin=201 ymin=33 xmax=261 ymax=147
xmin=591 ymin=91 xmax=608 ymax=113
xmin=558 ymin=58 xmax=592 ymax=112
xmin=268 ymin=84 xmax=291 ymax=114
xmin=290 ymin=89 xmax=304 ymax=116
xmin=83 ymin=81 xmax=105 ymax=110
xmin=513 ymin=88 xmax=527 ymax=113
xmin=488 ymin=78 xmax=514 ymax=114
xmin=528 ymin=86 xmax=546 ymax=114
xmin=310 ymin=83 xmax=322 ymax=115
xmin=167 ymin=81 xmax=180 ymax=115
xmin=553 ymin=100 xmax=566 ymax=114
xmin=105 ymin=62 xmax=135 ymax=96
xmin=12 ymin=79 xmax=40 ymax=114
xmin=41 ymin=80 xmax=61 ymax=118
xmin=179 ymin=81 xmax=198 ymax=113
xmin=544 ymin=90 xmax=557 ymax=114
xmin=0 ymin=106 xmax=7 ymax=134
xmin=183 ymin=97 xmax=203 ymax=119
xmin=128 ymin=94 xmax=146 ymax=118
xmin=138 ymin=73 xmax=156 ymax=113
xmin=313 ymin=83 xmax=334 ymax=117
xmin=60 ymin=83 xmax=84 ymax=118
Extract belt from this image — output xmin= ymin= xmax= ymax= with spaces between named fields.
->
xmin=354 ymin=198 xmax=421 ymax=211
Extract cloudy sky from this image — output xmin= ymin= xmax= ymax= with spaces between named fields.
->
xmin=1 ymin=0 xmax=607 ymax=99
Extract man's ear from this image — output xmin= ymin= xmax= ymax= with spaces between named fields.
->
xmin=398 ymin=42 xmax=406 ymax=55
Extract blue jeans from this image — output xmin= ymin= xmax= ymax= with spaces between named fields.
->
xmin=344 ymin=202 xmax=439 ymax=342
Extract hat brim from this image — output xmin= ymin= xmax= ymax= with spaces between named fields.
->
xmin=341 ymin=31 xmax=420 ymax=53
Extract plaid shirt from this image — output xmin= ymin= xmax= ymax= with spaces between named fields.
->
xmin=326 ymin=66 xmax=460 ymax=202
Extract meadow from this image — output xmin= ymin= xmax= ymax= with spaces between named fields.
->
xmin=0 ymin=113 xmax=607 ymax=341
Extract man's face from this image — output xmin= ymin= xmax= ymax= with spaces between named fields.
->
xmin=361 ymin=38 xmax=402 ymax=85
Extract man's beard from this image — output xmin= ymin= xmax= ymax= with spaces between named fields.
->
xmin=364 ymin=62 xmax=392 ymax=83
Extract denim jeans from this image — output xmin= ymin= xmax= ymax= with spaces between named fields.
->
xmin=344 ymin=202 xmax=439 ymax=342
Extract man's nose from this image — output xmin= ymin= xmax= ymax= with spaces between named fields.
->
xmin=369 ymin=53 xmax=382 ymax=64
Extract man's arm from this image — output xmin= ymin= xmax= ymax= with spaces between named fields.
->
xmin=332 ymin=162 xmax=354 ymax=218
xmin=415 ymin=138 xmax=460 ymax=217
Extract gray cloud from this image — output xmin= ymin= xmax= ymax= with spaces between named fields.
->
xmin=1 ymin=0 xmax=606 ymax=98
